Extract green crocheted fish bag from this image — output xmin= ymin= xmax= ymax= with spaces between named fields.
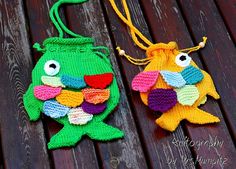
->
xmin=23 ymin=0 xmax=124 ymax=150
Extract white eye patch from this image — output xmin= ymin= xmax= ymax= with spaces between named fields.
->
xmin=44 ymin=60 xmax=60 ymax=76
xmin=175 ymin=53 xmax=192 ymax=67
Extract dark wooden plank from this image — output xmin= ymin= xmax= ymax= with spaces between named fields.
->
xmin=65 ymin=1 xmax=149 ymax=168
xmin=0 ymin=0 xmax=51 ymax=168
xmin=102 ymin=0 xmax=196 ymax=168
xmin=45 ymin=117 xmax=99 ymax=169
xmin=140 ymin=0 xmax=236 ymax=168
xmin=0 ymin=134 xmax=4 ymax=169
xmin=215 ymin=0 xmax=236 ymax=42
xmin=25 ymin=0 xmax=99 ymax=168
xmin=179 ymin=0 xmax=236 ymax=143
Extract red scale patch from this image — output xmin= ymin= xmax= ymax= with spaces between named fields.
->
xmin=84 ymin=73 xmax=113 ymax=89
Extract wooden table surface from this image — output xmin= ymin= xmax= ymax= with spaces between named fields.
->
xmin=0 ymin=0 xmax=236 ymax=168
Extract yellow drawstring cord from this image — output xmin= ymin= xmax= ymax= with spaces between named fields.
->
xmin=121 ymin=0 xmax=151 ymax=50
xmin=116 ymin=47 xmax=153 ymax=65
xmin=109 ymin=0 xmax=208 ymax=65
xmin=179 ymin=37 xmax=207 ymax=54
xmin=109 ymin=0 xmax=153 ymax=50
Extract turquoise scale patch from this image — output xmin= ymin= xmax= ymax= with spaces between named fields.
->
xmin=160 ymin=71 xmax=186 ymax=88
xmin=43 ymin=100 xmax=70 ymax=118
xmin=61 ymin=75 xmax=86 ymax=89
xmin=181 ymin=66 xmax=203 ymax=85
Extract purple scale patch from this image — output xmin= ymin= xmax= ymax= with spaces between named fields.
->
xmin=81 ymin=101 xmax=106 ymax=114
xmin=148 ymin=88 xmax=177 ymax=112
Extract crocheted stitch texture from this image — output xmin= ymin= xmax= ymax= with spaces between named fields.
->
xmin=34 ymin=85 xmax=62 ymax=100
xmin=160 ymin=71 xmax=186 ymax=88
xmin=82 ymin=88 xmax=110 ymax=104
xmin=148 ymin=88 xmax=177 ymax=112
xmin=131 ymin=71 xmax=159 ymax=92
xmin=23 ymin=37 xmax=124 ymax=149
xmin=55 ymin=90 xmax=84 ymax=107
xmin=84 ymin=73 xmax=113 ymax=89
xmin=138 ymin=42 xmax=220 ymax=131
xmin=82 ymin=101 xmax=106 ymax=114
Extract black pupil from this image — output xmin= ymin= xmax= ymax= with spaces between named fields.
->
xmin=180 ymin=55 xmax=186 ymax=61
xmin=49 ymin=63 xmax=56 ymax=69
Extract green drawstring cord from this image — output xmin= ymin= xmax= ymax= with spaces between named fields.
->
xmin=92 ymin=46 xmax=110 ymax=56
xmin=49 ymin=2 xmax=63 ymax=37
xmin=33 ymin=43 xmax=46 ymax=52
xmin=34 ymin=0 xmax=111 ymax=61
xmin=49 ymin=0 xmax=87 ymax=38
xmin=93 ymin=46 xmax=112 ymax=66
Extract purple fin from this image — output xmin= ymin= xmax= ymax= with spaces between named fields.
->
xmin=148 ymin=88 xmax=177 ymax=112
xmin=81 ymin=101 xmax=106 ymax=114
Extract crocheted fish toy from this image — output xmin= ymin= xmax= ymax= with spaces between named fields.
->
xmin=23 ymin=0 xmax=123 ymax=149
xmin=109 ymin=0 xmax=220 ymax=132
xmin=130 ymin=42 xmax=220 ymax=131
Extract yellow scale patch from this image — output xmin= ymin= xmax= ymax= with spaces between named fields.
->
xmin=56 ymin=90 xmax=84 ymax=107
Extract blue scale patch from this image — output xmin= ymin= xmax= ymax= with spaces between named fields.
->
xmin=43 ymin=100 xmax=70 ymax=118
xmin=160 ymin=71 xmax=186 ymax=88
xmin=181 ymin=66 xmax=203 ymax=85
xmin=61 ymin=75 xmax=86 ymax=89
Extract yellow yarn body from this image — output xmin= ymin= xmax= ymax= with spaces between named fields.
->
xmin=140 ymin=43 xmax=220 ymax=131
xmin=109 ymin=0 xmax=220 ymax=132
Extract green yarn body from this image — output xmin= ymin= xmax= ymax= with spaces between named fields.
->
xmin=23 ymin=37 xmax=124 ymax=149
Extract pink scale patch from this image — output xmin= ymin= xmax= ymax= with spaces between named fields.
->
xmin=34 ymin=85 xmax=62 ymax=101
xmin=131 ymin=71 xmax=159 ymax=92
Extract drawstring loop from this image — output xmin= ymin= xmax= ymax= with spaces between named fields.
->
xmin=116 ymin=47 xmax=152 ymax=65
xmin=92 ymin=46 xmax=110 ymax=57
xmin=50 ymin=0 xmax=87 ymax=38
xmin=179 ymin=37 xmax=207 ymax=54
xmin=33 ymin=43 xmax=46 ymax=52
xmin=108 ymin=0 xmax=208 ymax=65
xmin=92 ymin=46 xmax=111 ymax=65
xmin=109 ymin=0 xmax=153 ymax=50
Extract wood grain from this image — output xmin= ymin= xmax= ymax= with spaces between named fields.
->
xmin=215 ymin=0 xmax=236 ymax=42
xmin=1 ymin=0 xmax=236 ymax=168
xmin=0 ymin=134 xmax=4 ymax=169
xmin=0 ymin=0 xmax=51 ymax=168
xmin=25 ymin=0 xmax=100 ymax=168
xmin=65 ymin=1 xmax=149 ymax=168
xmin=140 ymin=0 xmax=236 ymax=168
xmin=179 ymin=0 xmax=236 ymax=143
xmin=102 ymin=0 xmax=195 ymax=168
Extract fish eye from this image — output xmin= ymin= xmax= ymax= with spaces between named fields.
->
xmin=175 ymin=53 xmax=191 ymax=67
xmin=44 ymin=60 xmax=60 ymax=76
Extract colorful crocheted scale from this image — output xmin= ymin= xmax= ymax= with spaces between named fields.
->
xmin=35 ymin=73 xmax=111 ymax=122
xmin=131 ymin=42 xmax=220 ymax=132
xmin=23 ymin=38 xmax=124 ymax=149
xmin=23 ymin=0 xmax=124 ymax=149
xmin=108 ymin=0 xmax=220 ymax=132
xmin=132 ymin=65 xmax=203 ymax=111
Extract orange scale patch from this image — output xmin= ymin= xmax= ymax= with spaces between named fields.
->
xmin=82 ymin=88 xmax=110 ymax=104
xmin=56 ymin=90 xmax=84 ymax=108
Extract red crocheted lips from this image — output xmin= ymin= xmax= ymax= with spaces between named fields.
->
xmin=84 ymin=73 xmax=113 ymax=89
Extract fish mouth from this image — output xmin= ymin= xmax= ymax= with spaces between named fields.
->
xmin=41 ymin=74 xmax=86 ymax=89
